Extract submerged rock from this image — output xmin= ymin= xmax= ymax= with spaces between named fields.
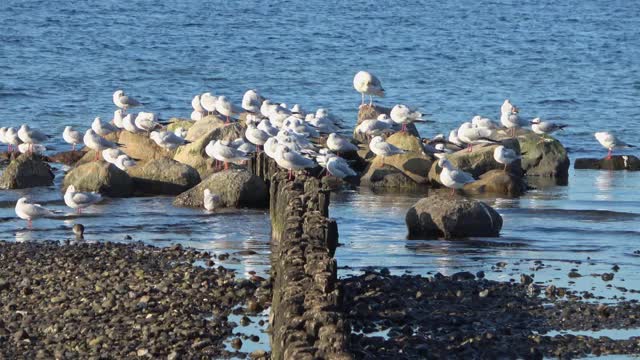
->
xmin=0 ymin=154 xmax=54 ymax=189
xmin=405 ymin=195 xmax=503 ymax=239
xmin=174 ymin=123 xmax=245 ymax=176
xmin=574 ymin=155 xmax=640 ymax=171
xmin=173 ymin=169 xmax=268 ymax=209
xmin=127 ymin=158 xmax=200 ymax=195
xmin=63 ymin=161 xmax=133 ymax=197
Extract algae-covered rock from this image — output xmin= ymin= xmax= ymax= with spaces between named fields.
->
xmin=165 ymin=118 xmax=195 ymax=133
xmin=173 ymin=169 xmax=267 ymax=209
xmin=118 ymin=131 xmax=172 ymax=161
xmin=63 ymin=161 xmax=133 ymax=197
xmin=174 ymin=123 xmax=245 ymax=176
xmin=406 ymin=195 xmax=502 ymax=239
xmin=127 ymin=158 xmax=200 ymax=195
xmin=463 ymin=169 xmax=527 ymax=197
xmin=516 ymin=131 xmax=569 ymax=178
xmin=0 ymin=154 xmax=54 ymax=189
xmin=185 ymin=115 xmax=227 ymax=141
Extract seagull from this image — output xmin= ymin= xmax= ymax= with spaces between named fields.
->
xmin=113 ymin=90 xmax=142 ymax=112
xmin=457 ymin=122 xmax=496 ymax=152
xmin=493 ymin=145 xmax=521 ymax=170
xmin=216 ymin=96 xmax=242 ymax=124
xmin=83 ymin=129 xmax=120 ymax=160
xmin=150 ymin=130 xmax=188 ymax=150
xmin=200 ymin=92 xmax=217 ymax=115
xmin=63 ymin=126 xmax=83 ymax=151
xmin=472 ymin=116 xmax=499 ymax=129
xmin=306 ymin=111 xmax=341 ymax=134
xmin=260 ymin=100 xmax=279 ymax=118
xmin=390 ymin=104 xmax=426 ymax=132
xmin=5 ymin=127 xmax=22 ymax=152
xmin=595 ymin=132 xmax=635 ymax=159
xmin=102 ymin=148 xmax=125 ymax=165
xmin=245 ymin=123 xmax=270 ymax=151
xmin=258 ymin=119 xmax=279 ymax=137
xmin=204 ymin=189 xmax=222 ymax=212
xmin=356 ymin=114 xmax=393 ymax=136
xmin=326 ymin=133 xmax=358 ymax=154
xmin=92 ymin=117 xmax=119 ymax=137
xmin=134 ymin=112 xmax=161 ymax=132
xmin=326 ymin=156 xmax=357 ymax=178
xmin=283 ymin=117 xmax=319 ymax=138
xmin=17 ymin=124 xmax=49 ymax=152
xmin=369 ymin=136 xmax=405 ymax=165
xmin=113 ymin=109 xmax=125 ymax=129
xmin=231 ymin=137 xmax=256 ymax=155
xmin=290 ymin=104 xmax=304 ymax=116
xmin=0 ymin=127 xmax=7 ymax=150
xmin=242 ymin=89 xmax=262 ymax=113
xmin=64 ymin=185 xmax=102 ymax=214
xmin=353 ymin=71 xmax=385 ymax=106
xmin=192 ymin=94 xmax=205 ymax=113
xmin=438 ymin=158 xmax=475 ymax=195
xmin=530 ymin=118 xmax=568 ymax=141
xmin=191 ymin=110 xmax=204 ymax=121
xmin=500 ymin=100 xmax=522 ymax=137
xmin=15 ymin=197 xmax=53 ymax=228
xmin=274 ymin=146 xmax=316 ymax=179
xmin=18 ymin=143 xmax=46 ymax=155
xmin=448 ymin=129 xmax=466 ymax=148
xmin=205 ymin=140 xmax=249 ymax=170
xmin=263 ymin=137 xmax=283 ymax=160
xmin=114 ymin=154 xmax=136 ymax=170
xmin=122 ymin=114 xmax=142 ymax=133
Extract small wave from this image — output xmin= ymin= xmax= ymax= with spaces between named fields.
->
xmin=537 ymin=99 xmax=579 ymax=105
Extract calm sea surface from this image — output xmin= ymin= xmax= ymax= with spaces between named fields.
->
xmin=1 ymin=0 xmax=639 ymax=310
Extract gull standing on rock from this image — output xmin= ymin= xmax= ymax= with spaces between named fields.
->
xmin=457 ymin=122 xmax=496 ymax=152
xmin=63 ymin=126 xmax=83 ymax=151
xmin=64 ymin=185 xmax=102 ymax=214
xmin=15 ymin=197 xmax=53 ymax=228
xmin=18 ymin=143 xmax=46 ymax=155
xmin=200 ymin=92 xmax=217 ymax=115
xmin=135 ymin=112 xmax=161 ymax=132
xmin=369 ymin=136 xmax=405 ymax=165
xmin=327 ymin=133 xmax=358 ymax=154
xmin=438 ymin=158 xmax=475 ymax=195
xmin=150 ymin=131 xmax=188 ymax=150
xmin=114 ymin=154 xmax=136 ymax=170
xmin=500 ymin=100 xmax=522 ymax=137
xmin=113 ymin=90 xmax=142 ymax=112
xmin=356 ymin=114 xmax=393 ymax=136
xmin=192 ymin=94 xmax=205 ymax=113
xmin=102 ymin=148 xmax=125 ymax=165
xmin=274 ymin=146 xmax=316 ymax=179
xmin=493 ymin=145 xmax=521 ymax=170
xmin=206 ymin=140 xmax=249 ymax=170
xmin=83 ymin=129 xmax=120 ymax=161
xmin=258 ymin=119 xmax=279 ymax=137
xmin=216 ymin=96 xmax=242 ymax=124
xmin=242 ymin=89 xmax=262 ymax=113
xmin=18 ymin=124 xmax=49 ymax=152
xmin=113 ymin=109 xmax=125 ymax=129
xmin=122 ymin=114 xmax=142 ymax=133
xmin=353 ymin=71 xmax=385 ymax=106
xmin=203 ymin=189 xmax=222 ymax=212
xmin=245 ymin=123 xmax=270 ymax=152
xmin=92 ymin=117 xmax=119 ymax=137
xmin=390 ymin=104 xmax=426 ymax=132
xmin=595 ymin=132 xmax=635 ymax=159
xmin=5 ymin=128 xmax=22 ymax=152
xmin=326 ymin=156 xmax=357 ymax=178
xmin=530 ymin=118 xmax=568 ymax=141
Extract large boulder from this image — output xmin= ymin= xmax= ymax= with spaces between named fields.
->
xmin=361 ymin=132 xmax=433 ymax=189
xmin=62 ymin=161 xmax=133 ymax=197
xmin=173 ymin=169 xmax=268 ymax=209
xmin=406 ymin=195 xmax=503 ymax=239
xmin=173 ymin=122 xmax=245 ymax=176
xmin=126 ymin=158 xmax=201 ymax=195
xmin=574 ymin=156 xmax=640 ymax=171
xmin=0 ymin=154 xmax=54 ymax=189
xmin=428 ymin=140 xmax=521 ymax=185
xmin=515 ymin=130 xmax=569 ymax=178
xmin=118 ymin=131 xmax=173 ymax=161
xmin=166 ymin=118 xmax=195 ymax=133
xmin=185 ymin=115 xmax=226 ymax=141
xmin=463 ymin=169 xmax=527 ymax=197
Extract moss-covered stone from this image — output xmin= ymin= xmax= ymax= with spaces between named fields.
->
xmin=516 ymin=131 xmax=569 ymax=178
xmin=0 ymin=154 xmax=54 ymax=189
xmin=185 ymin=115 xmax=226 ymax=141
xmin=127 ymin=158 xmax=200 ymax=195
xmin=173 ymin=169 xmax=267 ymax=209
xmin=165 ymin=118 xmax=195 ymax=133
xmin=463 ymin=169 xmax=527 ymax=197
xmin=63 ymin=161 xmax=133 ymax=197
xmin=118 ymin=131 xmax=173 ymax=162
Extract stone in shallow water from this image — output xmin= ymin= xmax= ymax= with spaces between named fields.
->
xmin=62 ymin=161 xmax=133 ymax=197
xmin=126 ymin=158 xmax=200 ymax=195
xmin=0 ymin=154 xmax=54 ymax=189
xmin=405 ymin=194 xmax=502 ymax=239
xmin=574 ymin=155 xmax=640 ymax=171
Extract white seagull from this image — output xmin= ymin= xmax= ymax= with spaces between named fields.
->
xmin=457 ymin=122 xmax=496 ymax=152
xmin=200 ymin=92 xmax=217 ymax=115
xmin=18 ymin=143 xmax=46 ymax=155
xmin=274 ymin=146 xmax=316 ymax=179
xmin=102 ymin=148 xmax=125 ymax=165
xmin=369 ymin=136 xmax=405 ymax=164
xmin=438 ymin=158 xmax=475 ymax=195
xmin=63 ymin=126 xmax=83 ymax=151
xmin=114 ymin=154 xmax=136 ymax=171
xmin=205 ymin=140 xmax=249 ymax=170
xmin=113 ymin=90 xmax=142 ymax=111
xmin=493 ymin=145 xmax=521 ymax=170
xmin=92 ymin=117 xmax=119 ymax=137
xmin=203 ymin=189 xmax=222 ymax=212
xmin=64 ymin=185 xmax=102 ymax=214
xmin=531 ymin=118 xmax=568 ymax=140
xmin=5 ymin=127 xmax=22 ymax=152
xmin=17 ymin=124 xmax=49 ymax=151
xmin=83 ymin=129 xmax=120 ymax=160
xmin=242 ymin=89 xmax=262 ymax=113
xmin=216 ymin=96 xmax=242 ymax=123
xmin=326 ymin=133 xmax=358 ymax=154
xmin=122 ymin=114 xmax=142 ymax=133
xmin=134 ymin=112 xmax=161 ymax=132
xmin=353 ymin=71 xmax=385 ymax=106
xmin=595 ymin=132 xmax=635 ymax=159
xmin=15 ymin=197 xmax=53 ymax=228
xmin=326 ymin=156 xmax=357 ymax=178
xmin=150 ymin=130 xmax=188 ymax=150
xmin=245 ymin=123 xmax=270 ymax=151
xmin=390 ymin=104 xmax=426 ymax=132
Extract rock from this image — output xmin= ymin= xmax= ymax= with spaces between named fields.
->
xmin=0 ymin=154 xmax=54 ymax=189
xmin=574 ymin=156 xmax=640 ymax=171
xmin=361 ymin=132 xmax=433 ymax=189
xmin=462 ymin=169 xmax=527 ymax=197
xmin=63 ymin=161 xmax=133 ymax=197
xmin=126 ymin=158 xmax=200 ymax=195
xmin=165 ymin=118 xmax=195 ymax=133
xmin=428 ymin=139 xmax=521 ymax=183
xmin=185 ymin=115 xmax=226 ymax=141
xmin=230 ymin=338 xmax=242 ymax=350
xmin=118 ymin=131 xmax=173 ymax=162
xmin=601 ymin=273 xmax=614 ymax=281
xmin=405 ymin=195 xmax=503 ymax=239
xmin=516 ymin=130 xmax=570 ymax=178
xmin=174 ymin=122 xmax=245 ymax=176
xmin=47 ymin=150 xmax=87 ymax=166
xmin=173 ymin=169 xmax=268 ymax=209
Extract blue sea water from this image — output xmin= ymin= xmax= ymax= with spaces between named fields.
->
xmin=1 ymin=0 xmax=640 ymax=324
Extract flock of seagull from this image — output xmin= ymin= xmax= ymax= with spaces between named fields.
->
xmin=3 ymin=71 xmax=637 ymax=227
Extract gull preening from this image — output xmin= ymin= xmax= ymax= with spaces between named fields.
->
xmin=353 ymin=71 xmax=385 ymax=106
xmin=369 ymin=136 xmax=405 ymax=164
xmin=438 ymin=158 xmax=475 ymax=195
xmin=493 ymin=145 xmax=521 ymax=170
xmin=390 ymin=104 xmax=426 ymax=132
xmin=595 ymin=132 xmax=635 ymax=159
xmin=326 ymin=133 xmax=358 ymax=154
xmin=83 ymin=129 xmax=120 ymax=160
xmin=63 ymin=126 xmax=83 ymax=151
xmin=113 ymin=90 xmax=142 ymax=111
xmin=15 ymin=197 xmax=53 ymax=228
xmin=64 ymin=185 xmax=102 ymax=214
xmin=204 ymin=189 xmax=222 ymax=212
